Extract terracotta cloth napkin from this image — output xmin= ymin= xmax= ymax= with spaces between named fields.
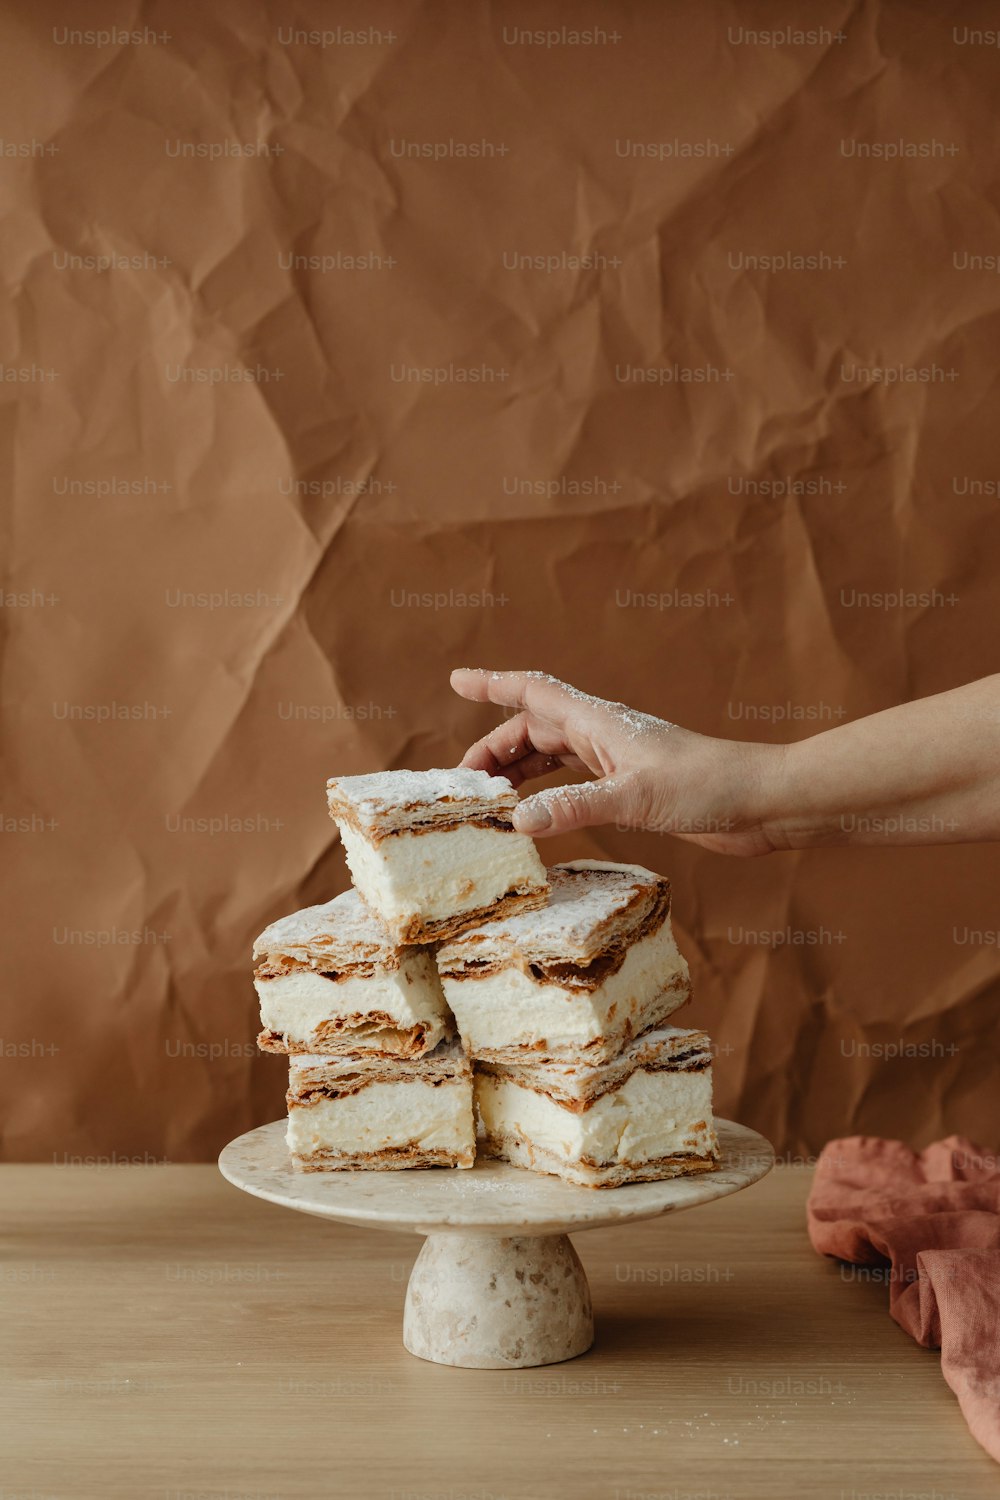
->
xmin=807 ymin=1135 xmax=1000 ymax=1463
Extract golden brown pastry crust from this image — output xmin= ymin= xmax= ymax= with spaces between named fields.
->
xmin=477 ymin=1132 xmax=718 ymax=1188
xmin=291 ymin=1143 xmax=475 ymax=1172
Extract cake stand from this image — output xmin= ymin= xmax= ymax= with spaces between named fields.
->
xmin=219 ymin=1118 xmax=773 ymax=1369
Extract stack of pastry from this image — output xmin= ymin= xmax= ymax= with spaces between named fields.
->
xmin=438 ymin=860 xmax=718 ymax=1187
xmin=253 ymin=769 xmax=720 ymax=1188
xmin=254 ymin=768 xmax=548 ymax=1173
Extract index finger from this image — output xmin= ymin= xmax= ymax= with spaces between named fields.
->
xmin=450 ymin=668 xmax=595 ymax=718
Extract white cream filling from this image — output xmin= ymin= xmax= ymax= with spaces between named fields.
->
xmin=476 ymin=1067 xmax=712 ymax=1165
xmin=287 ymin=1079 xmax=474 ymax=1157
xmin=256 ymin=952 xmax=449 ymax=1046
xmin=338 ymin=822 xmax=546 ymax=926
xmin=441 ymin=921 xmax=688 ymax=1053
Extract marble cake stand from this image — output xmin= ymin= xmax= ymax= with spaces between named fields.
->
xmin=219 ymin=1118 xmax=773 ymax=1370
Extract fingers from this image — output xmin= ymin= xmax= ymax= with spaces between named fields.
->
xmin=453 ymin=670 xmax=616 ymax=801
xmin=450 ymin=667 xmax=551 ymax=709
xmin=451 ymin=668 xmax=596 ymax=720
xmin=459 ymin=712 xmax=537 ymax=774
xmin=460 ymin=708 xmax=575 ymax=774
xmin=459 ymin=700 xmax=586 ymax=788
xmin=501 ymin=751 xmax=577 ymax=790
xmin=513 ymin=774 xmax=639 ymax=837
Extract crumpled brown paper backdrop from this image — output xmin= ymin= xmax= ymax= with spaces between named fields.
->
xmin=3 ymin=0 xmax=998 ymax=1162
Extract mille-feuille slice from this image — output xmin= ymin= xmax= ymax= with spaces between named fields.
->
xmin=286 ymin=1040 xmax=475 ymax=1172
xmin=325 ymin=767 xmax=548 ymax=945
xmin=254 ymin=890 xmax=452 ymax=1059
xmin=436 ymin=860 xmax=691 ymax=1066
xmin=475 ymin=1025 xmax=719 ymax=1188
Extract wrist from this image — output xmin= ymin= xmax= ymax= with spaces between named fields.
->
xmin=743 ymin=740 xmax=796 ymax=852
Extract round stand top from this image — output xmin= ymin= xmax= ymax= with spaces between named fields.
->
xmin=219 ymin=1118 xmax=774 ymax=1237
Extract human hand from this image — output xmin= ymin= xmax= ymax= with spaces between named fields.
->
xmin=450 ymin=669 xmax=782 ymax=857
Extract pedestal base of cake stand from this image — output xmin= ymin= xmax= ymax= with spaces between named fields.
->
xmin=402 ymin=1230 xmax=593 ymax=1367
xmin=218 ymin=1118 xmax=773 ymax=1370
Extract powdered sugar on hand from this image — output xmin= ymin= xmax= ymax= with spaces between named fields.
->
xmin=510 ymin=673 xmax=675 ymax=739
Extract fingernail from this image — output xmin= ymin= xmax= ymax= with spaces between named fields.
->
xmin=515 ymin=799 xmax=551 ymax=833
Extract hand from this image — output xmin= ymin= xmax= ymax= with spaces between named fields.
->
xmin=450 ymin=669 xmax=782 ymax=857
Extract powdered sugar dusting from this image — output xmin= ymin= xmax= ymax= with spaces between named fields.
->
xmin=438 ymin=859 xmax=667 ymax=964
xmin=327 ymin=767 xmax=515 ymax=825
xmin=615 ymin=706 xmax=676 ymax=739
xmin=528 ymin=783 xmax=596 ymax=814
xmin=493 ymin=673 xmax=676 ymax=740
xmin=517 ymin=671 xmax=602 ymax=709
xmin=254 ymin=888 xmax=398 ymax=963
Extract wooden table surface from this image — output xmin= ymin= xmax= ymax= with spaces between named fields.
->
xmin=3 ymin=1162 xmax=995 ymax=1499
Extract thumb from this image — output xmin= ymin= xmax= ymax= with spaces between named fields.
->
xmin=513 ymin=775 xmax=639 ymax=836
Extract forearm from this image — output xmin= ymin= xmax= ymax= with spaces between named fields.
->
xmin=757 ymin=675 xmax=1000 ymax=849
